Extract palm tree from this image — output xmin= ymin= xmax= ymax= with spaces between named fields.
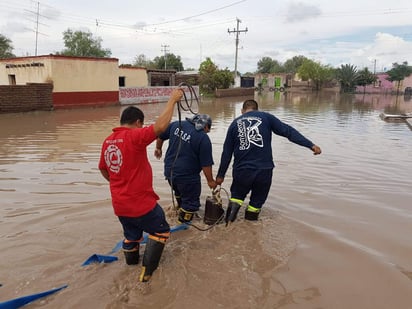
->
xmin=335 ymin=64 xmax=358 ymax=93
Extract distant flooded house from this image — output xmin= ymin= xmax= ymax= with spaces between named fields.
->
xmin=398 ymin=74 xmax=412 ymax=95
xmin=0 ymin=55 xmax=196 ymax=112
xmin=0 ymin=55 xmax=120 ymax=109
xmin=119 ymin=69 xmax=200 ymax=105
xmin=118 ymin=65 xmax=148 ymax=87
xmin=254 ymin=73 xmax=291 ymax=90
xmin=355 ymin=73 xmax=393 ymax=94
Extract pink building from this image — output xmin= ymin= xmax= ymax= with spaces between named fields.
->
xmin=355 ymin=73 xmax=393 ymax=94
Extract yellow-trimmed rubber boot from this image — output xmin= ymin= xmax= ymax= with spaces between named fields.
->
xmin=123 ymin=246 xmax=139 ymax=265
xmin=139 ymin=238 xmax=165 ymax=282
xmin=178 ymin=208 xmax=194 ymax=223
xmin=225 ymin=201 xmax=241 ymax=225
xmin=244 ymin=205 xmax=260 ymax=221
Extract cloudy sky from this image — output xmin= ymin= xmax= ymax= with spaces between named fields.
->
xmin=1 ymin=0 xmax=412 ymax=73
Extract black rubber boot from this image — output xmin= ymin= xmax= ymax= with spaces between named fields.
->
xmin=139 ymin=238 xmax=165 ymax=282
xmin=225 ymin=201 xmax=241 ymax=225
xmin=244 ymin=210 xmax=259 ymax=221
xmin=123 ymin=247 xmax=140 ymax=265
xmin=178 ymin=208 xmax=194 ymax=223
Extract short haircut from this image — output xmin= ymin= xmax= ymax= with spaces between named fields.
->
xmin=120 ymin=106 xmax=144 ymax=125
xmin=242 ymin=99 xmax=259 ymax=111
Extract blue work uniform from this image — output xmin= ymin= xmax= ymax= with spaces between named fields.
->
xmin=159 ymin=120 xmax=214 ymax=212
xmin=217 ymin=110 xmax=314 ymax=209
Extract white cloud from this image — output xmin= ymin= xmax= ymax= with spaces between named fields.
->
xmin=1 ymin=0 xmax=412 ymax=73
xmin=284 ymin=2 xmax=322 ymax=23
xmin=348 ymin=33 xmax=412 ymax=71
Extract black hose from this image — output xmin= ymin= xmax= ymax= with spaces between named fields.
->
xmin=169 ymin=83 xmax=200 ymax=211
xmin=168 ymin=84 xmax=229 ymax=231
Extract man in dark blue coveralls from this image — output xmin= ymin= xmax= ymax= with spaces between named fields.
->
xmin=216 ymin=99 xmax=322 ymax=223
xmin=155 ymin=114 xmax=217 ymax=223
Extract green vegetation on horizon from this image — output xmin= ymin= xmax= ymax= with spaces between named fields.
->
xmin=2 ymin=31 xmax=412 ymax=93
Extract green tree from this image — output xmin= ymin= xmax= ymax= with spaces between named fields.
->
xmin=59 ymin=29 xmax=111 ymax=57
xmin=0 ymin=34 xmax=15 ymax=58
xmin=215 ymin=68 xmax=234 ymax=89
xmin=386 ymin=61 xmax=412 ymax=95
xmin=199 ymin=57 xmax=218 ymax=93
xmin=256 ymin=57 xmax=283 ymax=73
xmin=198 ymin=57 xmax=233 ymax=93
xmin=283 ymin=55 xmax=308 ymax=74
xmin=356 ymin=68 xmax=377 ymax=93
xmin=335 ymin=64 xmax=359 ymax=93
xmin=133 ymin=54 xmax=155 ymax=68
xmin=153 ymin=53 xmax=184 ymax=71
xmin=298 ymin=59 xmax=335 ymax=91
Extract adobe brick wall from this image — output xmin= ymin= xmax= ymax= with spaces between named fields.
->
xmin=0 ymin=83 xmax=53 ymax=113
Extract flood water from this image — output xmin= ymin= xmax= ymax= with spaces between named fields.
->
xmin=1 ymin=91 xmax=412 ymax=309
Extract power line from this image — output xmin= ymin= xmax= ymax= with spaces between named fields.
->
xmin=161 ymin=44 xmax=170 ymax=70
xmin=228 ymin=18 xmax=247 ymax=80
xmin=35 ymin=2 xmax=39 ymax=56
xmin=143 ymin=0 xmax=247 ymax=27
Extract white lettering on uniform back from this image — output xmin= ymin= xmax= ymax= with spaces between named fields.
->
xmin=104 ymin=144 xmax=123 ymax=173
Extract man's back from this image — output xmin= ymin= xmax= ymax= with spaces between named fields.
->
xmin=223 ymin=110 xmax=276 ymax=171
xmin=160 ymin=120 xmax=213 ymax=182
xmin=99 ymin=125 xmax=158 ymax=217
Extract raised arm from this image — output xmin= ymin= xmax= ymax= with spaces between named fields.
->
xmin=153 ymin=89 xmax=183 ymax=136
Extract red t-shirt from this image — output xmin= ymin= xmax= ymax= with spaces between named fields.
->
xmin=98 ymin=124 xmax=159 ymax=217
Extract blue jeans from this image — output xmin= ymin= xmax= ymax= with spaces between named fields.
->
xmin=118 ymin=204 xmax=170 ymax=250
xmin=230 ymin=168 xmax=273 ymax=209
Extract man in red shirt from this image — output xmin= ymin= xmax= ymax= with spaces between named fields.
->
xmin=99 ymin=88 xmax=183 ymax=282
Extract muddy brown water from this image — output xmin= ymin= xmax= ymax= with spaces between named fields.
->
xmin=1 ymin=92 xmax=412 ymax=308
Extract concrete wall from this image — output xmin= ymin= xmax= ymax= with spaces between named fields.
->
xmin=355 ymin=73 xmax=393 ymax=94
xmin=0 ymin=59 xmax=52 ymax=85
xmin=399 ymin=74 xmax=412 ymax=90
xmin=0 ymin=55 xmax=119 ymax=90
xmin=119 ymin=86 xmax=199 ymax=105
xmin=118 ymin=66 xmax=148 ymax=87
xmin=254 ymin=73 xmax=290 ymax=88
xmin=49 ymin=56 xmax=119 ymax=92
xmin=215 ymin=87 xmax=254 ymax=98
xmin=0 ymin=83 xmax=53 ymax=113
xmin=0 ymin=55 xmax=120 ymax=109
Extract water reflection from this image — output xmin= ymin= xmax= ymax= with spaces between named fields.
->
xmin=0 ymin=92 xmax=411 ymax=210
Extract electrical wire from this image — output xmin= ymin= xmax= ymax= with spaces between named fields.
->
xmin=167 ymin=83 xmax=229 ymax=231
xmin=169 ymin=82 xmax=200 ymax=212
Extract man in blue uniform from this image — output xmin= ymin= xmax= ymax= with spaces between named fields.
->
xmin=216 ymin=99 xmax=321 ymax=223
xmin=155 ymin=114 xmax=217 ymax=223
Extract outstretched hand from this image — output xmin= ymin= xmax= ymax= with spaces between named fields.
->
xmin=312 ymin=145 xmax=322 ymax=155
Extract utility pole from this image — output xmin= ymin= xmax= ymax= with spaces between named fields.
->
xmin=228 ymin=18 xmax=248 ymax=81
xmin=161 ymin=44 xmax=170 ymax=70
xmin=35 ymin=1 xmax=39 ymax=56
